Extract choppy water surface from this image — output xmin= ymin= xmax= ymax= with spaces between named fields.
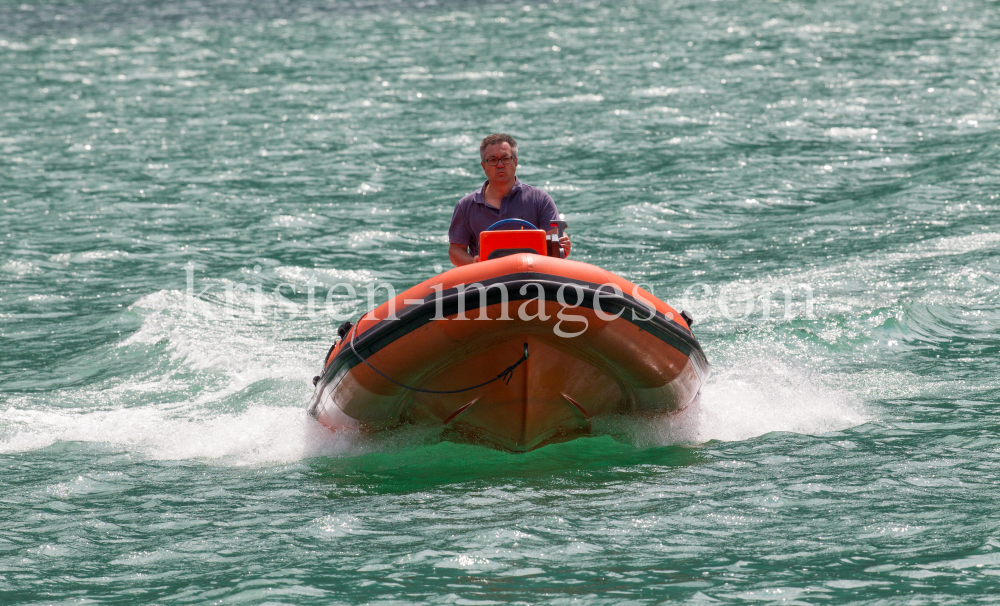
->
xmin=2 ymin=0 xmax=999 ymax=602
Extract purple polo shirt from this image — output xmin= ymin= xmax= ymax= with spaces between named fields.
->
xmin=448 ymin=178 xmax=560 ymax=256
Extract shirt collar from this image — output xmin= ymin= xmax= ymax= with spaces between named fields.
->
xmin=474 ymin=177 xmax=521 ymax=206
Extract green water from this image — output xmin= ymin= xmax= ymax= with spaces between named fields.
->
xmin=3 ymin=0 xmax=999 ymax=602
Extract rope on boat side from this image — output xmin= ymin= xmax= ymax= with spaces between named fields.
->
xmin=347 ymin=315 xmax=528 ymax=394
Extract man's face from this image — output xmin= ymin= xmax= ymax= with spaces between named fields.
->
xmin=481 ymin=142 xmax=517 ymax=185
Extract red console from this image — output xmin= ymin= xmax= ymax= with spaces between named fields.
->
xmin=478 ymin=229 xmax=547 ymax=260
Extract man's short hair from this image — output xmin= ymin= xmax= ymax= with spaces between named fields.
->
xmin=480 ymin=133 xmax=518 ymax=161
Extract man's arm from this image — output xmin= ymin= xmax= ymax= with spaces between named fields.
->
xmin=449 ymin=243 xmax=476 ymax=267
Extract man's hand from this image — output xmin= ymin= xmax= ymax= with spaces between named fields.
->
xmin=559 ymin=235 xmax=571 ymax=258
xmin=546 ymin=228 xmax=571 ymax=258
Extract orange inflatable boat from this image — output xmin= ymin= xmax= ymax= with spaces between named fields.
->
xmin=307 ymin=222 xmax=710 ymax=451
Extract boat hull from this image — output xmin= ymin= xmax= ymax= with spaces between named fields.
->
xmin=307 ymin=255 xmax=709 ymax=451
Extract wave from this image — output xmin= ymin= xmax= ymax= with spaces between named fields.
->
xmin=597 ymin=355 xmax=869 ymax=447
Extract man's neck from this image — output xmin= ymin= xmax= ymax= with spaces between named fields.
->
xmin=484 ymin=178 xmax=515 ymax=209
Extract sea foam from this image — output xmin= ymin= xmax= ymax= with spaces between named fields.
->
xmin=601 ymin=356 xmax=869 ymax=448
xmin=0 ymin=404 xmax=358 ymax=465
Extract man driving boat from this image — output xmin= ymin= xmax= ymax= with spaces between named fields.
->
xmin=448 ymin=133 xmax=572 ymax=267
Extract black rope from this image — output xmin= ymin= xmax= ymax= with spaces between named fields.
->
xmin=348 ymin=318 xmax=528 ymax=394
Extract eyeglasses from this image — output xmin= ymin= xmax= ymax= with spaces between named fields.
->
xmin=484 ymin=155 xmax=517 ymax=167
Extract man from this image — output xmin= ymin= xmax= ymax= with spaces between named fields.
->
xmin=448 ymin=133 xmax=571 ymax=267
